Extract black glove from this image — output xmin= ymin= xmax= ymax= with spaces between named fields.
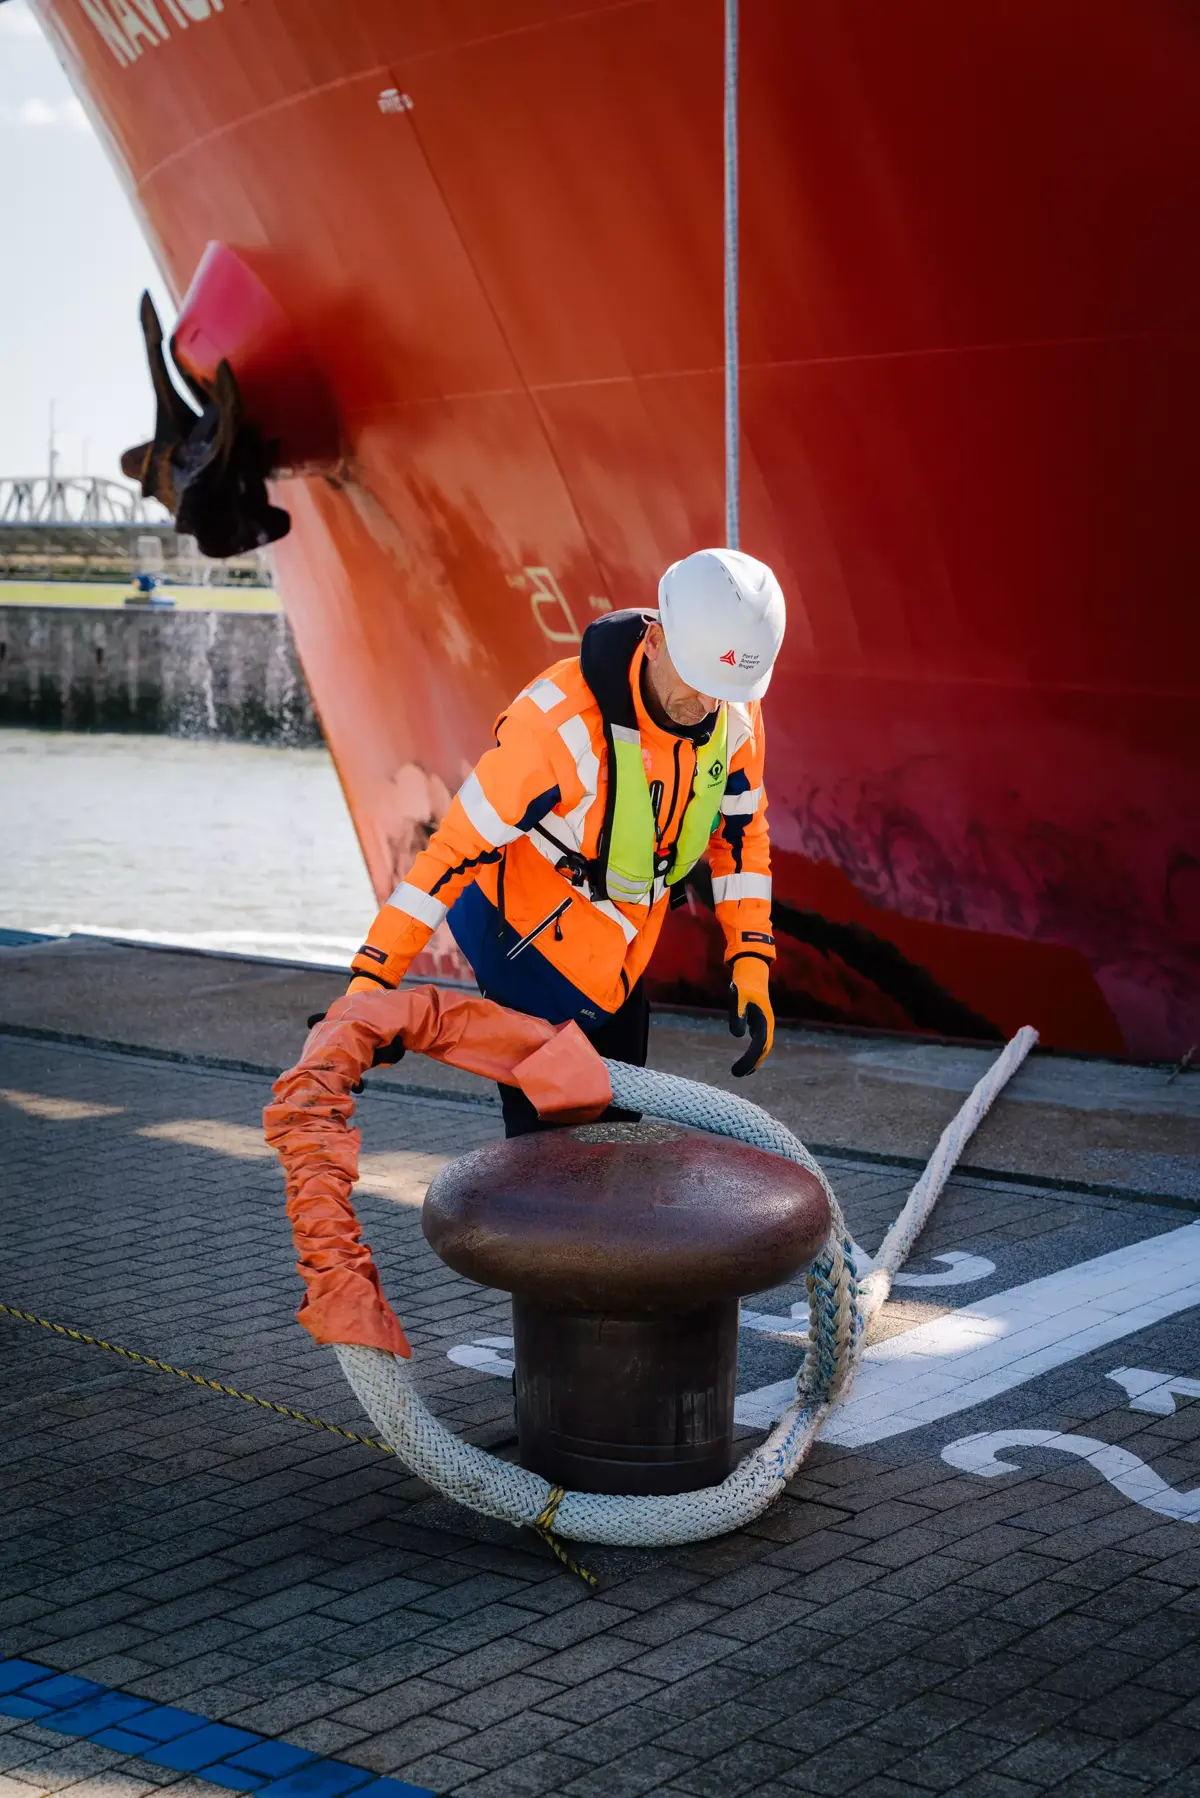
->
xmin=306 ymin=1012 xmax=405 ymax=1093
xmin=728 ymin=977 xmax=771 ymax=1078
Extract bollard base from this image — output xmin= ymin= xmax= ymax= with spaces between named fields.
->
xmin=512 ymin=1295 xmax=738 ymax=1496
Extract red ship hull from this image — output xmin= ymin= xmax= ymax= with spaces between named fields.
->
xmin=39 ymin=0 xmax=1200 ymax=1056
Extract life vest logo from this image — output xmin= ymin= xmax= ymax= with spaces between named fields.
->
xmin=708 ymin=760 xmax=725 ymax=782
xmin=719 ymin=649 xmax=737 ymax=666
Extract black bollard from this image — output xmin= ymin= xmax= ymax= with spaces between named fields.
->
xmin=423 ymin=1120 xmax=830 ymax=1497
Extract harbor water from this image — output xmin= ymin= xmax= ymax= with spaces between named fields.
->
xmin=0 ymin=728 xmax=374 ymax=965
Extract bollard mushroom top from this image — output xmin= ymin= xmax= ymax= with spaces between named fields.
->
xmin=423 ymin=1121 xmax=831 ymax=1312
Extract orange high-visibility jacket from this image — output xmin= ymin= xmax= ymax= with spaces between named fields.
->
xmin=351 ymin=616 xmax=774 ymax=1018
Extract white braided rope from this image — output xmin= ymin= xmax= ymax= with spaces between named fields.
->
xmin=858 ymin=1026 xmax=1038 ymax=1325
xmin=334 ymin=1028 xmax=1037 ymax=1546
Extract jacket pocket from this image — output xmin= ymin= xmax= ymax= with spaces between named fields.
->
xmin=505 ymin=896 xmax=573 ymax=961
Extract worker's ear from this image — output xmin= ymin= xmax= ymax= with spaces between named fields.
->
xmin=643 ymin=621 xmax=664 ymax=661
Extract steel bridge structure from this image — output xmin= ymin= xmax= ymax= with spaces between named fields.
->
xmin=0 ymin=475 xmax=155 ymax=527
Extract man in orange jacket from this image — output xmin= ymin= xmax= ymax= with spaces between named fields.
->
xmin=350 ymin=548 xmax=786 ymax=1135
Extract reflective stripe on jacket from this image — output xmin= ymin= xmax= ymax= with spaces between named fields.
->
xmin=351 ymin=616 xmax=774 ymax=1015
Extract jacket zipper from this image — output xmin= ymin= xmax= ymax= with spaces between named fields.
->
xmin=649 ymin=778 xmax=665 ymax=842
xmin=506 ymin=896 xmax=573 ymax=961
xmin=658 ymin=739 xmax=688 ymax=863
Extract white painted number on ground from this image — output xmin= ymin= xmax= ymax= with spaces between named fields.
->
xmin=448 ymin=1337 xmax=513 ymax=1377
xmin=942 ymin=1429 xmax=1200 ymax=1524
xmin=893 ymin=1250 xmax=996 ymax=1288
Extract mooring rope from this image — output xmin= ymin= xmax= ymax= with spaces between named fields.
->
xmin=334 ymin=1027 xmax=1038 ymax=1548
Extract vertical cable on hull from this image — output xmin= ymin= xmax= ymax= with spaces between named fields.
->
xmin=724 ymin=0 xmax=739 ymax=551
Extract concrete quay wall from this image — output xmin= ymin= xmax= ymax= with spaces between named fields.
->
xmin=0 ymin=603 xmax=321 ymax=745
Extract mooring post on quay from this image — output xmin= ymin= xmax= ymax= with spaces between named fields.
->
xmin=422 ymin=1119 xmax=831 ymax=1496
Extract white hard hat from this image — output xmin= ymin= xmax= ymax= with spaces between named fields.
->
xmin=657 ymin=548 xmax=786 ymax=703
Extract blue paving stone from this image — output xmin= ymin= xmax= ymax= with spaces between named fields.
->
xmin=227 ymin=1744 xmax=318 ymax=1779
xmin=46 ymin=1693 xmax=158 ymax=1736
xmin=257 ymin=1761 xmax=376 ymax=1798
xmin=0 ymin=1696 xmax=54 ymax=1719
xmin=19 ymin=1674 xmax=104 ymax=1707
xmin=196 ymin=1768 xmax=267 ymax=1793
xmin=93 ymin=1727 xmax=167 ymax=1753
xmin=152 ymin=1724 xmax=263 ymax=1771
xmin=0 ymin=1662 xmax=49 ymax=1695
xmin=122 ymin=1705 xmax=217 ymax=1743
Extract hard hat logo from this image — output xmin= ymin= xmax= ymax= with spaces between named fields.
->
xmin=658 ymin=547 xmax=787 ymax=703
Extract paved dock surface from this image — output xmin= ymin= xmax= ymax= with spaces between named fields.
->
xmin=2 ymin=941 xmax=1199 ymax=1798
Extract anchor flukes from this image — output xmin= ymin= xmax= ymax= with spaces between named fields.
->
xmin=122 ymin=290 xmax=291 ymax=560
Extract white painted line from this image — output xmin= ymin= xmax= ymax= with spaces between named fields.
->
xmin=1108 ymin=1366 xmax=1200 ymax=1414
xmin=942 ymin=1429 xmax=1200 ymax=1522
xmin=734 ymin=1223 xmax=1200 ymax=1442
xmin=823 ymin=1222 xmax=1200 ymax=1446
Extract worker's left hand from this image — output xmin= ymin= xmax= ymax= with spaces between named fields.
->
xmin=728 ymin=955 xmax=774 ymax=1077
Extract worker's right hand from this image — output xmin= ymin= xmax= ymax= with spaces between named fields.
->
xmin=308 ymin=1008 xmax=405 ymax=1068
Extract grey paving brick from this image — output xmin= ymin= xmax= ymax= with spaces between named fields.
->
xmin=993 ymin=1727 xmax=1110 ymax=1785
xmin=454 ymin=1750 xmax=589 ymax=1797
xmin=653 ymin=1700 xmax=780 ymax=1759
xmin=941 ymin=1775 xmax=1042 ymax=1798
xmin=1051 ymin=1771 xmax=1148 ymax=1798
xmin=775 ymin=1730 xmax=904 ymax=1793
xmin=760 ymin=1697 xmax=879 ymax=1754
xmin=527 ymin=1632 xmax=636 ymax=1686
xmin=440 ymin=1710 xmax=578 ymax=1771
xmin=516 ymin=1602 xmax=632 ymax=1650
xmin=817 ymin=1617 xmax=932 ymax=1672
xmin=545 ymin=1701 xmax=665 ymax=1766
xmin=329 ymin=1641 xmax=459 ymax=1695
xmin=690 ymin=1564 xmax=795 ymax=1608
xmin=33 ymin=1624 xmax=157 ymax=1668
xmin=435 ymin=1673 xmax=566 ymax=1729
xmin=1039 ymin=1648 xmax=1156 ymax=1703
xmin=961 ymin=1689 xmax=1080 ymax=1745
xmin=537 ymin=1670 xmax=663 ymax=1722
xmin=671 ymin=1738 xmax=799 ymax=1797
xmin=36 ymin=1778 xmax=162 ymax=1798
xmin=114 ymin=1652 xmax=257 ymax=1702
xmin=885 ymin=1726 xmax=1006 ymax=1791
xmin=1137 ymin=1644 xmax=1200 ymax=1696
xmin=0 ymin=1741 xmax=128 ymax=1791
xmin=315 ymin=1576 xmax=441 ymax=1622
xmin=430 ymin=1638 xmax=554 ymax=1691
xmin=612 ymin=1600 xmax=724 ymax=1646
xmin=1094 ymin=1722 xmax=1200 ymax=1785
xmin=387 ymin=1751 xmax=481 ymax=1791
xmin=329 ymin=1675 xmax=462 ymax=1733
xmin=563 ymin=1743 xmax=694 ymax=1797
xmin=284 ymin=1717 xmax=368 ymax=1755
xmin=639 ymin=1661 xmax=768 ymax=1723
xmin=221 ymin=1679 xmax=357 ymax=1732
xmin=135 ymin=1620 xmax=251 ymax=1665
